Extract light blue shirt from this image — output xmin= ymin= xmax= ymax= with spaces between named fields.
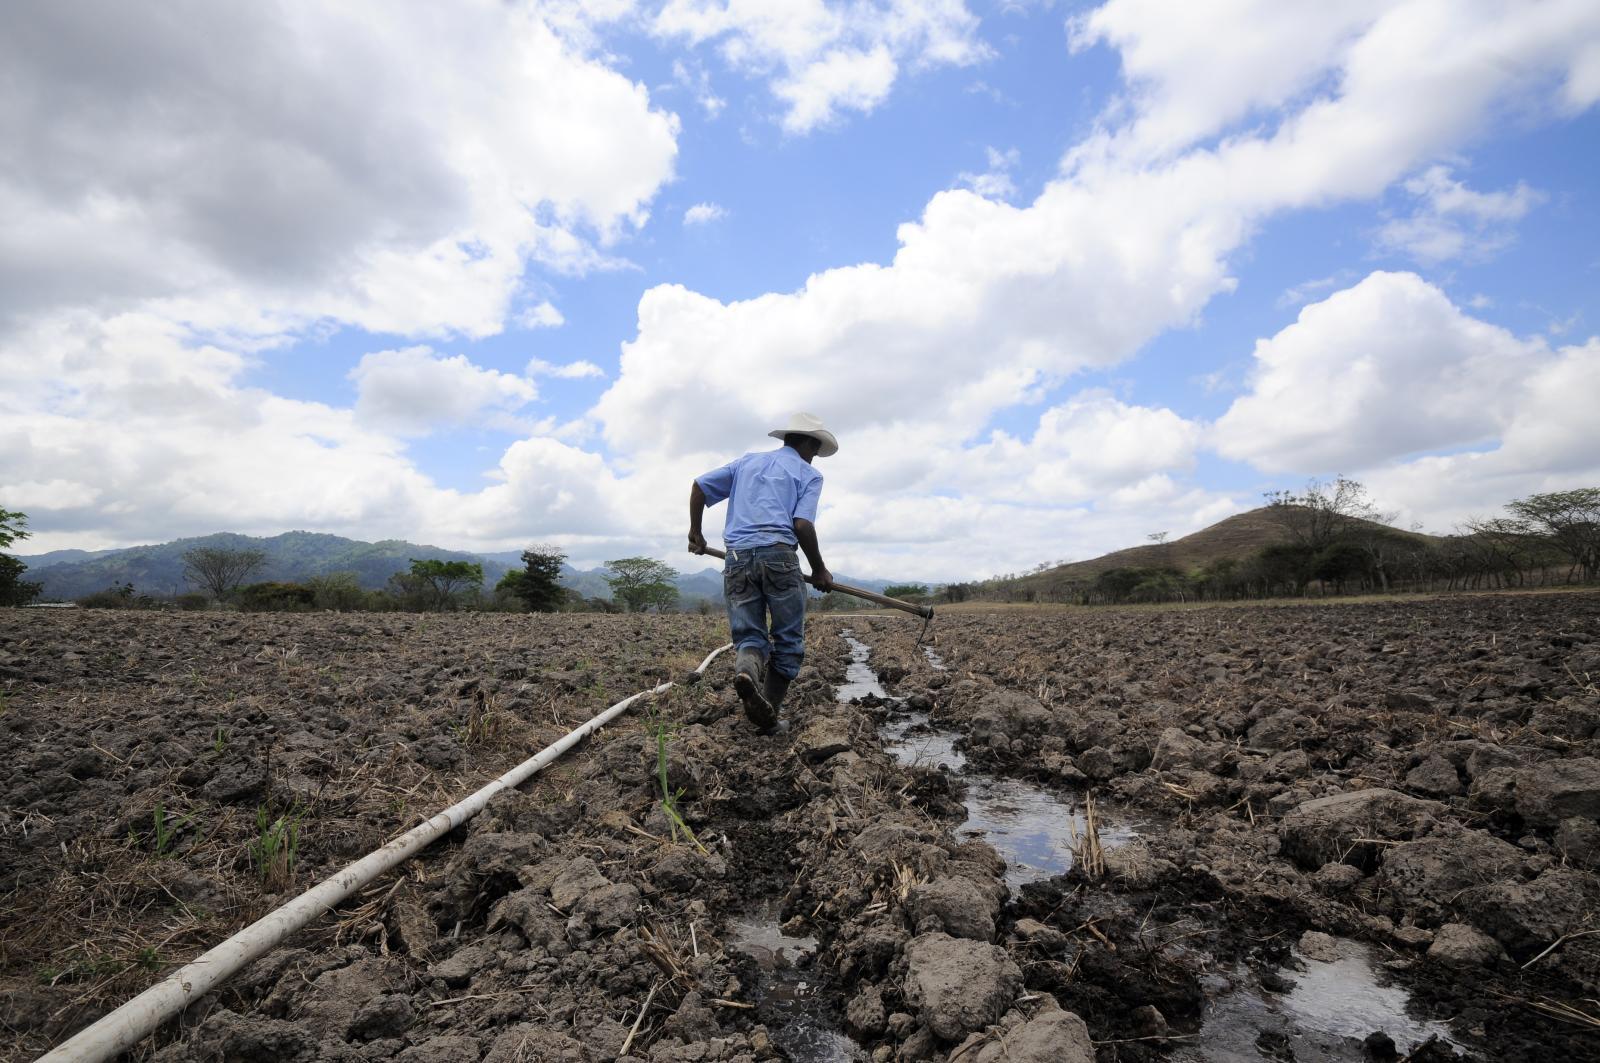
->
xmin=696 ymin=446 xmax=823 ymax=550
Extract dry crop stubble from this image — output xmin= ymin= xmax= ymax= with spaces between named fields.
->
xmin=7 ymin=595 xmax=1598 ymax=1061
xmin=0 ymin=610 xmax=728 ymax=1061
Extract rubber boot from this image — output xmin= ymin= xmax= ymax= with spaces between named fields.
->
xmin=734 ymin=647 xmax=775 ymax=731
xmin=762 ymin=669 xmax=791 ymax=716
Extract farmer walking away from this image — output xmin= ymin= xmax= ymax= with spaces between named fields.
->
xmin=689 ymin=413 xmax=837 ymax=733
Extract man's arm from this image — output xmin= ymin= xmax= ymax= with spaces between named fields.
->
xmin=793 ymin=518 xmax=833 ymax=591
xmin=688 ymin=481 xmax=708 ymax=554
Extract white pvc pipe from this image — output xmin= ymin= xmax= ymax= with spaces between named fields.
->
xmin=37 ymin=642 xmax=734 ymax=1063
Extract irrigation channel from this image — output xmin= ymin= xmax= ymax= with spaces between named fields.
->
xmin=724 ymin=629 xmax=1463 ymax=1062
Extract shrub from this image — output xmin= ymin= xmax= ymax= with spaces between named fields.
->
xmin=238 ymin=581 xmax=316 ymax=612
xmin=77 ymin=583 xmax=137 ymax=609
xmin=307 ymin=571 xmax=364 ymax=611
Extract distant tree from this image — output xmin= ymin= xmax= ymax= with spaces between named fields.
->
xmin=238 ymin=581 xmax=316 ymax=611
xmin=939 ymin=582 xmax=975 ymax=604
xmin=1194 ymin=557 xmax=1241 ymax=600
xmin=1148 ymin=530 xmax=1174 ymax=568
xmin=605 ymin=557 xmax=679 ymax=612
xmin=182 ymin=547 xmax=267 ymax=599
xmin=1264 ymin=477 xmax=1381 ymax=551
xmin=384 ymin=571 xmax=429 ymax=610
xmin=307 ymin=571 xmax=365 ymax=611
xmin=498 ymin=545 xmax=568 ymax=612
xmin=1092 ymin=568 xmax=1145 ymax=602
xmin=883 ymin=583 xmax=930 ymax=601
xmin=1256 ymin=543 xmax=1316 ymax=596
xmin=0 ymin=556 xmax=40 ymax=607
xmin=1506 ymin=488 xmax=1600 ymax=582
xmin=0 ymin=507 xmax=40 ymax=607
xmin=407 ymin=558 xmax=484 ymax=610
xmin=813 ymin=590 xmax=857 ymax=612
xmin=1312 ymin=542 xmax=1369 ymax=594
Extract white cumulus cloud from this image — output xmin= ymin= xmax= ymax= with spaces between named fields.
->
xmin=517 ymin=302 xmax=567 ymax=329
xmin=1213 ymin=272 xmax=1545 ymax=472
xmin=684 ymin=202 xmax=729 ymax=225
xmin=1210 ymin=272 xmax=1600 ymax=534
xmin=652 ymin=0 xmax=988 ymax=133
xmin=527 ymin=358 xmax=607 ymax=380
xmin=1375 ymin=165 xmax=1542 ymax=263
xmin=0 ymin=0 xmax=680 ymax=341
xmin=1362 ymin=338 xmax=1600 ymax=532
xmin=350 ymin=347 xmax=539 ymax=436
xmin=958 ymin=147 xmax=1020 ymax=201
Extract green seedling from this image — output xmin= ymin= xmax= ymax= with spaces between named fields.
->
xmin=251 ymin=804 xmax=302 ymax=892
xmin=135 ymin=946 xmax=161 ymax=971
xmin=647 ymin=700 xmax=707 ymax=855
xmin=212 ymin=725 xmax=229 ymax=755
xmin=37 ymin=951 xmax=125 ymax=985
xmin=152 ymin=804 xmax=177 ymax=856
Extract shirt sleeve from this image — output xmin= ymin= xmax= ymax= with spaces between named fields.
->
xmin=695 ymin=459 xmax=738 ymax=506
xmin=794 ymin=471 xmax=822 ymax=523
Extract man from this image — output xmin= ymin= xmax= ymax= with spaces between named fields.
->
xmin=689 ymin=413 xmax=837 ymax=733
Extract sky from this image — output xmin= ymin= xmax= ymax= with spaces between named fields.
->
xmin=2 ymin=0 xmax=1598 ymax=582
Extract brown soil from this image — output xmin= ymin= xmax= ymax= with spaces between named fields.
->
xmin=1 ymin=593 xmax=1596 ymax=1062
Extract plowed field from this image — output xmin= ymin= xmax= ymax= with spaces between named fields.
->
xmin=2 ymin=592 xmax=1597 ymax=1062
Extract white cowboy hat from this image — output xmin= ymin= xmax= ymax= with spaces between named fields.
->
xmin=769 ymin=412 xmax=839 ymax=457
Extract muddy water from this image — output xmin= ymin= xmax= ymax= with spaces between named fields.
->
xmin=852 ymin=631 xmax=1463 ymax=1061
xmin=848 ymin=632 xmax=1136 ymax=887
xmin=726 ymin=902 xmax=865 ymax=1063
xmin=1174 ymin=938 xmax=1460 ymax=1062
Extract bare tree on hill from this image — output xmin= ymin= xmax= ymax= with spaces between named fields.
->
xmin=182 ymin=547 xmax=267 ymax=599
xmin=1264 ymin=476 xmax=1388 ymax=550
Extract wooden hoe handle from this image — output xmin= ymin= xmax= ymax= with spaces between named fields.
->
xmin=695 ymin=546 xmax=935 ymax=620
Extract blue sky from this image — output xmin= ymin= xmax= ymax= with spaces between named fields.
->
xmin=2 ymin=1 xmax=1598 ymax=580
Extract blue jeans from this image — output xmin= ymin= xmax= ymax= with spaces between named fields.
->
xmin=724 ymin=544 xmax=807 ymax=679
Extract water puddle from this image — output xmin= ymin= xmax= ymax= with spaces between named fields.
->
xmin=836 ymin=633 xmax=886 ymax=701
xmin=880 ymin=711 xmax=965 ymax=771
xmin=1174 ymin=940 xmax=1459 ymax=1062
xmin=839 ymin=631 xmax=1458 ymax=1058
xmin=960 ymin=775 xmax=1141 ymax=887
xmin=726 ymin=902 xmax=865 ymax=1062
xmin=841 ymin=631 xmax=1135 ymax=887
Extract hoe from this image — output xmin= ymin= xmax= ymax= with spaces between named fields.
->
xmin=696 ymin=545 xmax=935 ymax=640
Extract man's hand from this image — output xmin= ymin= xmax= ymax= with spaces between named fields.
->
xmin=793 ymin=517 xmax=830 ymax=591
xmin=688 ymin=481 xmax=708 ymax=554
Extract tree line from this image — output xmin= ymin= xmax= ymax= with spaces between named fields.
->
xmin=975 ymin=481 xmax=1600 ymax=606
xmin=0 ymin=526 xmax=702 ymax=614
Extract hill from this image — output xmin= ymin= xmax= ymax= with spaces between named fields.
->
xmin=19 ymin=532 xmax=511 ymax=601
xmin=1001 ymin=506 xmax=1442 ymax=596
xmin=17 ymin=532 xmax=898 ymax=605
xmin=11 ymin=547 xmax=118 ymax=570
